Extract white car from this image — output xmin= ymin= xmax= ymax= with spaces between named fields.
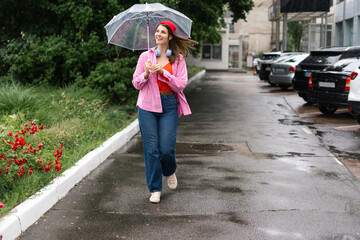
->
xmin=348 ymin=67 xmax=360 ymax=123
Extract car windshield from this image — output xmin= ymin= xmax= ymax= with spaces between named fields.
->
xmin=301 ymin=52 xmax=342 ymax=65
xmin=261 ymin=54 xmax=279 ymax=60
xmin=327 ymin=59 xmax=360 ymax=72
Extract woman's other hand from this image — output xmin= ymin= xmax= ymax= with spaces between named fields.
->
xmin=150 ymin=63 xmax=164 ymax=75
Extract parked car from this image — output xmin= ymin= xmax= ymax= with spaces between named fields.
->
xmin=258 ymin=52 xmax=282 ymax=80
xmin=269 ymin=53 xmax=309 ymax=90
xmin=260 ymin=52 xmax=305 ymax=83
xmin=348 ymin=67 xmax=360 ymax=123
xmin=293 ymin=46 xmax=360 ymax=103
xmin=307 ymin=57 xmax=360 ymax=114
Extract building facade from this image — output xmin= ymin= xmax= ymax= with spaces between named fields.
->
xmin=334 ymin=0 xmax=360 ymax=46
xmin=186 ymin=0 xmax=274 ymax=70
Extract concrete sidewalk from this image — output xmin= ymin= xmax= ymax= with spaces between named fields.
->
xmin=12 ymin=72 xmax=360 ymax=239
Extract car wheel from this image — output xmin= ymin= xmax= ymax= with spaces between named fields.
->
xmin=298 ymin=93 xmax=312 ymax=103
xmin=356 ymin=115 xmax=360 ymax=124
xmin=301 ymin=95 xmax=310 ymax=102
xmin=319 ymin=104 xmax=338 ymax=115
xmin=279 ymin=85 xmax=289 ymax=91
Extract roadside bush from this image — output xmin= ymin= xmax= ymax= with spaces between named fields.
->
xmin=3 ymin=34 xmax=78 ymax=86
xmin=1 ymin=32 xmax=115 ymax=87
xmin=79 ymin=56 xmax=138 ymax=104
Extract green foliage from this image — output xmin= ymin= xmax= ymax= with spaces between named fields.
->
xmin=187 ymin=65 xmax=205 ymax=79
xmin=79 ymin=57 xmax=139 ymax=104
xmin=0 ymin=82 xmax=41 ymax=115
xmin=3 ymin=34 xmax=79 ymax=86
xmin=227 ymin=0 xmax=254 ymax=23
xmin=288 ymin=21 xmax=308 ymax=51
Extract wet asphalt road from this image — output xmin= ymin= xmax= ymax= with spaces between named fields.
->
xmin=20 ymin=72 xmax=360 ymax=240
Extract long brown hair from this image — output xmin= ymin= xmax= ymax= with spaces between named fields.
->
xmin=158 ymin=24 xmax=198 ymax=64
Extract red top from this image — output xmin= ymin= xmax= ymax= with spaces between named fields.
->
xmin=157 ymin=62 xmax=173 ymax=91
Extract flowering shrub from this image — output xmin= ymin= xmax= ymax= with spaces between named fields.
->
xmin=0 ymin=116 xmax=63 ymax=209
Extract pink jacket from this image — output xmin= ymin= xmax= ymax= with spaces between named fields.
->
xmin=132 ymin=47 xmax=191 ymax=117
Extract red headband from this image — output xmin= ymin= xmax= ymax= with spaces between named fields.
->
xmin=156 ymin=21 xmax=176 ymax=34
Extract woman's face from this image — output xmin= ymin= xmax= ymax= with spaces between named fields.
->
xmin=155 ymin=25 xmax=172 ymax=45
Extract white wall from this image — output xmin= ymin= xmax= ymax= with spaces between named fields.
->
xmin=186 ymin=30 xmax=229 ymax=70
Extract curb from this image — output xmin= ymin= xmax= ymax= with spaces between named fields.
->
xmin=188 ymin=69 xmax=206 ymax=86
xmin=0 ymin=69 xmax=206 ymax=240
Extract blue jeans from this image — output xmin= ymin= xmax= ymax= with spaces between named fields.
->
xmin=138 ymin=94 xmax=178 ymax=192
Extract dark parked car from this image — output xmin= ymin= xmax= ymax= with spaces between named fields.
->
xmin=292 ymin=46 xmax=360 ymax=103
xmin=258 ymin=52 xmax=281 ymax=80
xmin=307 ymin=57 xmax=360 ymax=114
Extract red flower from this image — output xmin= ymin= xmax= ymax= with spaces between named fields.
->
xmin=18 ymin=137 xmax=26 ymax=148
xmin=18 ymin=129 xmax=26 ymax=135
xmin=0 ymin=170 xmax=2 ymax=175
xmin=17 ymin=166 xmax=25 ymax=177
xmin=39 ymin=125 xmax=44 ymax=130
xmin=55 ymin=164 xmax=61 ymax=172
xmin=0 ymin=201 xmax=4 ymax=208
xmin=9 ymin=132 xmax=13 ymax=137
xmin=44 ymin=165 xmax=52 ymax=172
xmin=28 ymin=167 xmax=33 ymax=175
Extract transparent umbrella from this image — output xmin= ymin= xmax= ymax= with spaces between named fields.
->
xmin=104 ymin=3 xmax=192 ymax=51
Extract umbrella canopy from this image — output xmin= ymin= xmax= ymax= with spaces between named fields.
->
xmin=104 ymin=3 xmax=192 ymax=51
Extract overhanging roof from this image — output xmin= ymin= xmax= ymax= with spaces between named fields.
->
xmin=269 ymin=0 xmax=330 ymax=22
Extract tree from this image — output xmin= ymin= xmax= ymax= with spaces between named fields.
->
xmin=288 ymin=21 xmax=308 ymax=51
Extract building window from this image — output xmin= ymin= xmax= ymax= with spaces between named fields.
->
xmin=229 ymin=23 xmax=234 ymax=33
xmin=202 ymin=43 xmax=222 ymax=60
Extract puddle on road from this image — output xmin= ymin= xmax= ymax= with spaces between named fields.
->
xmin=125 ymin=140 xmax=251 ymax=155
xmin=176 ymin=141 xmax=251 ymax=154
xmin=278 ymin=118 xmax=314 ymax=126
xmin=218 ymin=187 xmax=245 ymax=194
xmin=227 ymin=213 xmax=248 ymax=225
xmin=176 ymin=142 xmax=234 ymax=154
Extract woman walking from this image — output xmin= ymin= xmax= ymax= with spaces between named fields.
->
xmin=132 ymin=21 xmax=197 ymax=203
